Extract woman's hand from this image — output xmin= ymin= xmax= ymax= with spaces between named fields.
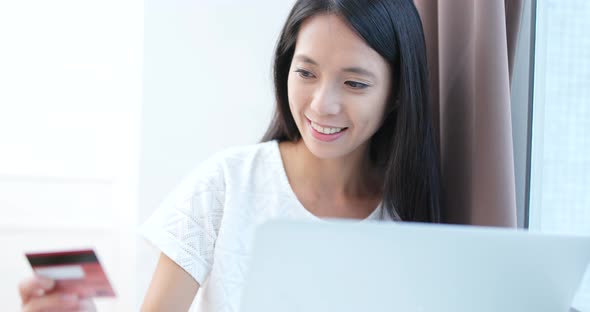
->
xmin=19 ymin=276 xmax=96 ymax=312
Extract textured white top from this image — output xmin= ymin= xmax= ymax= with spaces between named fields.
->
xmin=139 ymin=140 xmax=394 ymax=311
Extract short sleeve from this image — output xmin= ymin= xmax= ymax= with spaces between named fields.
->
xmin=139 ymin=156 xmax=225 ymax=285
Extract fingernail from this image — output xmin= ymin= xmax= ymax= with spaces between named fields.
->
xmin=35 ymin=289 xmax=45 ymax=296
xmin=79 ymin=299 xmax=94 ymax=311
xmin=61 ymin=294 xmax=78 ymax=302
xmin=40 ymin=279 xmax=55 ymax=289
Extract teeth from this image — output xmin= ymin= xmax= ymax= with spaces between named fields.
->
xmin=311 ymin=121 xmax=344 ymax=135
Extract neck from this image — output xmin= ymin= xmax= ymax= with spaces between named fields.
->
xmin=284 ymin=139 xmax=382 ymax=201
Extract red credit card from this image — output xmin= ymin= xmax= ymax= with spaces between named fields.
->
xmin=25 ymin=249 xmax=116 ymax=298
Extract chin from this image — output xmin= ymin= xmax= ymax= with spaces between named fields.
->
xmin=300 ymin=135 xmax=354 ymax=160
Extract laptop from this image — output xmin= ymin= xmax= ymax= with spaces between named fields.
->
xmin=240 ymin=219 xmax=590 ymax=312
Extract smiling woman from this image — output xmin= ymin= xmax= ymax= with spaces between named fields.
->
xmin=286 ymin=15 xmax=391 ymax=154
xmin=140 ymin=0 xmax=441 ymax=311
xmin=16 ymin=0 xmax=442 ymax=311
xmin=263 ymin=0 xmax=441 ymax=222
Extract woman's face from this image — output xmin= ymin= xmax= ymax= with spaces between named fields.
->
xmin=287 ymin=14 xmax=391 ymax=160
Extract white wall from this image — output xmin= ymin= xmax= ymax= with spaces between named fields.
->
xmin=138 ymin=0 xmax=295 ymax=308
xmin=0 ymin=0 xmax=142 ymax=310
xmin=0 ymin=0 xmax=295 ymax=309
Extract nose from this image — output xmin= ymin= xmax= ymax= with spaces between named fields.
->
xmin=309 ymin=82 xmax=342 ymax=116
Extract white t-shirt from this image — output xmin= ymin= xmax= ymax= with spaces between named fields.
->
xmin=139 ymin=140 xmax=395 ymax=311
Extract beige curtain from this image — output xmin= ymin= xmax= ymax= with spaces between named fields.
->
xmin=414 ymin=0 xmax=523 ymax=226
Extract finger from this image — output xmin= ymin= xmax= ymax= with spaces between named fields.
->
xmin=22 ymin=293 xmax=79 ymax=312
xmin=45 ymin=307 xmax=84 ymax=312
xmin=18 ymin=277 xmax=55 ymax=303
xmin=49 ymin=299 xmax=96 ymax=312
xmin=46 ymin=307 xmax=82 ymax=312
xmin=45 ymin=295 xmax=96 ymax=312
xmin=79 ymin=298 xmax=97 ymax=312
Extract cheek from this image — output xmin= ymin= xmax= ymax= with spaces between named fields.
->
xmin=287 ymin=75 xmax=296 ymax=109
xmin=287 ymin=75 xmax=307 ymax=113
xmin=350 ymin=94 xmax=388 ymax=131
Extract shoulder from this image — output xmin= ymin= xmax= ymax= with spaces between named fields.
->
xmin=207 ymin=140 xmax=279 ymax=176
xmin=212 ymin=140 xmax=279 ymax=166
xmin=175 ymin=140 xmax=281 ymax=195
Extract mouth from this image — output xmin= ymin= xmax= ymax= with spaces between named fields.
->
xmin=306 ymin=117 xmax=348 ymax=135
xmin=306 ymin=117 xmax=349 ymax=142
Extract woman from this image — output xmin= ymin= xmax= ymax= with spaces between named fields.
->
xmin=19 ymin=0 xmax=441 ymax=311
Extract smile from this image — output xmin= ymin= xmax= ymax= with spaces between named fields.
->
xmin=306 ymin=118 xmax=349 ymax=142
xmin=310 ymin=121 xmax=346 ymax=134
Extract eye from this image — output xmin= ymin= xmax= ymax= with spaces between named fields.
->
xmin=345 ymin=81 xmax=369 ymax=89
xmin=294 ymin=69 xmax=316 ymax=79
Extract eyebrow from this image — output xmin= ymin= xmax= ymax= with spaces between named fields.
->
xmin=293 ymin=54 xmax=377 ymax=79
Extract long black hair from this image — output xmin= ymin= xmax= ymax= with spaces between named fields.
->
xmin=262 ymin=0 xmax=442 ymax=223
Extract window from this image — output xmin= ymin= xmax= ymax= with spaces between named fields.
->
xmin=529 ymin=1 xmax=590 ymax=310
